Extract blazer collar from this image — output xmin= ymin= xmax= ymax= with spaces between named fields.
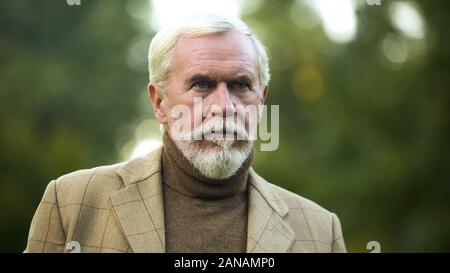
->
xmin=111 ymin=146 xmax=295 ymax=253
xmin=246 ymin=168 xmax=295 ymax=252
xmin=110 ymin=148 xmax=166 ymax=253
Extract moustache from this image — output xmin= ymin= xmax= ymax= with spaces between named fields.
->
xmin=172 ymin=118 xmax=249 ymax=141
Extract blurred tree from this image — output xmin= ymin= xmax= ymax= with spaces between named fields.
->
xmin=246 ymin=0 xmax=449 ymax=252
xmin=0 ymin=0 xmax=151 ymax=251
xmin=0 ymin=0 xmax=448 ymax=252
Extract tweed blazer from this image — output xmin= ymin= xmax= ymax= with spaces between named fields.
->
xmin=25 ymin=147 xmax=346 ymax=253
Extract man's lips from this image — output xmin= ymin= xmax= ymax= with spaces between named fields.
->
xmin=203 ymin=131 xmax=239 ymax=140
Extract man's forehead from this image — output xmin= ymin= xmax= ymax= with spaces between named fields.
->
xmin=173 ymin=30 xmax=256 ymax=61
xmin=183 ymin=59 xmax=257 ymax=81
xmin=171 ymin=31 xmax=258 ymax=78
xmin=188 ymin=48 xmax=254 ymax=61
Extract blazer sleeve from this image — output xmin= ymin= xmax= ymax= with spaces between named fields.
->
xmin=24 ymin=180 xmax=66 ymax=253
xmin=331 ymin=213 xmax=347 ymax=253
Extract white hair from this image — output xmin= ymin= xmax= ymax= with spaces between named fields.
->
xmin=148 ymin=15 xmax=270 ymax=91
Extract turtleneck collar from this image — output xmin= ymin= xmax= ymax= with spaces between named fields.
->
xmin=161 ymin=132 xmax=253 ymax=199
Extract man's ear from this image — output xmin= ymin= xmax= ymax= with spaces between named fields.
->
xmin=261 ymin=86 xmax=269 ymax=104
xmin=148 ymin=83 xmax=168 ymax=123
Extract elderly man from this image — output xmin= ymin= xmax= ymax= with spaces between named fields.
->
xmin=25 ymin=16 xmax=346 ymax=253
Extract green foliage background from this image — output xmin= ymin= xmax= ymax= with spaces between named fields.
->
xmin=0 ymin=0 xmax=448 ymax=252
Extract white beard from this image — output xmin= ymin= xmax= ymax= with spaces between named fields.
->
xmin=169 ymin=117 xmax=253 ymax=179
xmin=173 ymin=139 xmax=253 ymax=180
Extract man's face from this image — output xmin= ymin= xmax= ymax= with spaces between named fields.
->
xmin=149 ymin=29 xmax=268 ymax=179
xmin=153 ymin=29 xmax=267 ymax=151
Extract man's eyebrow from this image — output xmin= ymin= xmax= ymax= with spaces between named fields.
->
xmin=187 ymin=74 xmax=214 ymax=84
xmin=233 ymin=75 xmax=253 ymax=83
xmin=187 ymin=74 xmax=254 ymax=84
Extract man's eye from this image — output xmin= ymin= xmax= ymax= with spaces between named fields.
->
xmin=193 ymin=80 xmax=210 ymax=90
xmin=229 ymin=81 xmax=251 ymax=91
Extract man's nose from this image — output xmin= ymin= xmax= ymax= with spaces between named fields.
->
xmin=210 ymin=82 xmax=236 ymax=117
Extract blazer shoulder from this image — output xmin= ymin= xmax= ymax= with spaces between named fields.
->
xmin=52 ymin=161 xmax=127 ymax=208
xmin=56 ymin=161 xmax=124 ymax=187
xmin=263 ymin=179 xmax=332 ymax=215
xmin=261 ymin=180 xmax=346 ymax=252
xmin=51 ymin=148 xmax=163 ymax=208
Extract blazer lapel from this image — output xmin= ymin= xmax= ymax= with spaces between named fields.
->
xmin=247 ymin=168 xmax=295 ymax=253
xmin=110 ymin=147 xmax=166 ymax=253
xmin=109 ymin=147 xmax=295 ymax=253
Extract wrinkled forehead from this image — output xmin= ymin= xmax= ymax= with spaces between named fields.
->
xmin=170 ymin=30 xmax=258 ymax=77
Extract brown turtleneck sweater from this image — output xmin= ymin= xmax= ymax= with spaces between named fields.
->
xmin=162 ymin=133 xmax=252 ymax=253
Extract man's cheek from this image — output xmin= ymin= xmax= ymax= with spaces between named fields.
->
xmin=192 ymin=97 xmax=204 ymax=129
xmin=167 ymin=103 xmax=191 ymax=136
